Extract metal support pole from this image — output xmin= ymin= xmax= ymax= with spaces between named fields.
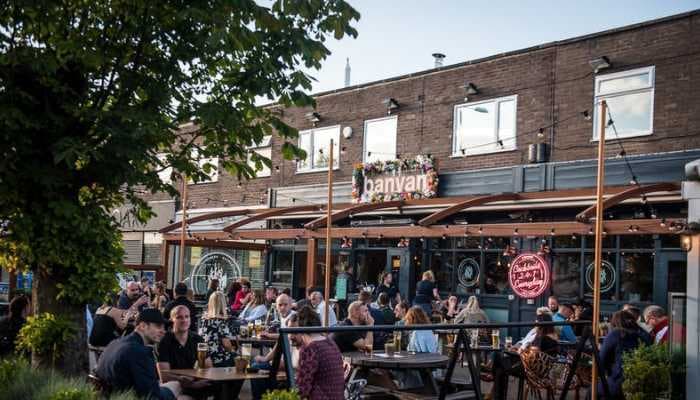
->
xmin=324 ymin=139 xmax=334 ymax=327
xmin=682 ymin=166 xmax=700 ymax=400
xmin=178 ymin=174 xmax=188 ymax=284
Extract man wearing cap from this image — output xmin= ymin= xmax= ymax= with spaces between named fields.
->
xmin=553 ymin=303 xmax=577 ymax=342
xmin=96 ymin=309 xmax=184 ymax=400
xmin=163 ymin=282 xmax=197 ymax=331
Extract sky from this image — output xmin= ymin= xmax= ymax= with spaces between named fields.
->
xmin=304 ymin=0 xmax=700 ymax=94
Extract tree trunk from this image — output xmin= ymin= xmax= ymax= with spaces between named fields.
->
xmin=32 ymin=269 xmax=88 ymax=375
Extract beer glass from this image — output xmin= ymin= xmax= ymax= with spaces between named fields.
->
xmin=470 ymin=329 xmax=479 ymax=348
xmin=491 ymin=329 xmax=500 ymax=349
xmin=247 ymin=322 xmax=255 ymax=337
xmin=197 ymin=343 xmax=208 ymax=369
xmin=384 ymin=342 xmax=396 ymax=357
xmin=505 ymin=336 xmax=513 ymax=348
xmin=393 ymin=331 xmax=402 ymax=352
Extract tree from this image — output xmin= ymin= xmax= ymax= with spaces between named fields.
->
xmin=0 ymin=0 xmax=359 ymax=373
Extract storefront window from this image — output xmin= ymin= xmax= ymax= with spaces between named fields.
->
xmin=483 ymin=252 xmax=508 ymax=294
xmin=553 ymin=235 xmax=582 ymax=249
xmin=431 ymin=251 xmax=453 ymax=293
xmin=551 ymin=252 xmax=581 ymax=299
xmin=455 ymin=252 xmax=481 ymax=295
xmin=620 ymin=235 xmax=654 ymax=249
xmin=620 ymin=253 xmax=654 ymax=302
xmin=271 ymin=250 xmax=293 ymax=288
xmin=584 ymin=234 xmax=616 ymax=249
xmin=583 ymin=253 xmax=617 ymax=300
xmin=355 ymin=250 xmax=385 ymax=289
xmin=660 ymin=235 xmax=680 ymax=248
xmin=455 ymin=236 xmax=481 ymax=249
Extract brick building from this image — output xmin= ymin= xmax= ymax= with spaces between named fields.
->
xmin=111 ymin=10 xmax=700 ymax=332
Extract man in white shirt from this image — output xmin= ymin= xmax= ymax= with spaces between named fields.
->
xmin=311 ymin=291 xmax=337 ymax=326
xmin=514 ymin=307 xmax=553 ymax=349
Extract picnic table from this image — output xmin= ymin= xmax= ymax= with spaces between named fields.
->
xmin=345 ymin=351 xmax=449 ymax=395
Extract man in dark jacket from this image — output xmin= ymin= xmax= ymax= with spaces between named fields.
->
xmin=162 ymin=282 xmax=197 ymax=330
xmin=96 ymin=309 xmax=183 ymax=399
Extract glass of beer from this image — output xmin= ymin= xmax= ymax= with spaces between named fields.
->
xmin=491 ymin=329 xmax=500 ymax=349
xmin=197 ymin=343 xmax=208 ymax=369
xmin=248 ymin=322 xmax=255 ymax=338
xmin=470 ymin=329 xmax=479 ymax=348
xmin=255 ymin=320 xmax=264 ymax=337
xmin=384 ymin=342 xmax=396 ymax=357
xmin=393 ymin=331 xmax=402 ymax=352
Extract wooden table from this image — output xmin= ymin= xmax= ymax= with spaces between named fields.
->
xmin=345 ymin=351 xmax=449 ymax=395
xmin=169 ymin=367 xmax=278 ymax=399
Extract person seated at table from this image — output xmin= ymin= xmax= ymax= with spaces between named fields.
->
xmin=293 ymin=286 xmax=316 ymax=310
xmin=598 ymin=310 xmax=652 ymax=399
xmin=622 ymin=304 xmax=652 ymax=343
xmin=310 ymin=291 xmax=338 ymax=326
xmin=358 ymin=290 xmax=387 ymax=347
xmin=454 ymin=295 xmax=489 ymax=324
xmin=205 ymin=279 xmax=219 ymax=304
xmin=199 ymin=292 xmax=237 ymax=367
xmin=376 ymin=293 xmax=395 ymax=325
xmin=331 ymin=301 xmax=374 ymax=353
xmin=373 ymin=271 xmax=401 ymax=305
xmin=553 ymin=303 xmax=577 ymax=342
xmin=163 ymin=282 xmax=198 ymax=331
xmin=158 ymin=305 xmax=220 ymax=399
xmin=89 ymin=292 xmax=129 ymax=347
xmin=95 ymin=309 xmax=185 ymax=400
xmin=230 ymin=278 xmax=251 ymax=314
xmin=261 ymin=293 xmax=296 ymax=341
xmin=405 ymin=306 xmax=437 ymax=353
xmin=413 ymin=270 xmax=440 ymax=317
xmin=394 ymin=301 xmax=409 ymax=325
xmin=295 ymin=306 xmax=345 ymax=400
xmin=523 ymin=313 xmax=560 ymax=356
xmin=119 ymin=281 xmax=150 ymax=311
xmin=571 ymin=296 xmax=593 ymax=336
xmin=151 ymin=281 xmax=170 ymax=313
xmin=514 ymin=307 xmax=552 ymax=349
xmin=441 ymin=294 xmax=460 ymax=322
xmin=239 ymin=289 xmax=268 ymax=323
xmin=225 ymin=281 xmax=241 ymax=311
xmin=643 ymin=305 xmax=669 ymax=344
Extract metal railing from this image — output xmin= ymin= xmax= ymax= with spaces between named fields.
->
xmin=268 ymin=320 xmax=610 ymax=400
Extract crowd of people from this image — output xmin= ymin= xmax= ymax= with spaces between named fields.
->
xmin=0 ymin=269 xmax=677 ymax=400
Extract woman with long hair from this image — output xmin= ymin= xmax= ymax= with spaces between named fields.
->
xmin=405 ymin=306 xmax=437 ymax=353
xmin=199 ymin=291 xmax=236 ymax=367
xmin=89 ymin=292 xmax=128 ymax=347
xmin=413 ymin=270 xmax=440 ymax=317
xmin=598 ymin=310 xmax=652 ymax=399
xmin=239 ymin=289 xmax=268 ymax=323
xmin=150 ymin=281 xmax=169 ymax=312
xmin=526 ymin=313 xmax=559 ymax=356
xmin=454 ymin=296 xmax=490 ymax=324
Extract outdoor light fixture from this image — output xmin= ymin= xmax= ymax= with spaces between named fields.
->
xmin=462 ymin=82 xmax=479 ymax=101
xmin=589 ymin=56 xmax=611 ymax=73
xmin=305 ymin=112 xmax=321 ymax=126
xmin=582 ymin=110 xmax=592 ymax=121
xmin=681 ymin=234 xmax=692 ymax=252
xmin=383 ymin=98 xmax=399 ymax=115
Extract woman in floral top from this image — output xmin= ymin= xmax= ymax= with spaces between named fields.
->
xmin=198 ymin=291 xmax=236 ymax=367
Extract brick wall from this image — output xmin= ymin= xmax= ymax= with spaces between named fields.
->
xmin=143 ymin=11 xmax=700 ymax=211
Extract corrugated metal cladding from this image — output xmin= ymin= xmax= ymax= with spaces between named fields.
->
xmin=143 ymin=244 xmax=161 ymax=265
xmin=270 ymin=151 xmax=699 ymax=205
xmin=122 ymin=240 xmax=143 ymax=265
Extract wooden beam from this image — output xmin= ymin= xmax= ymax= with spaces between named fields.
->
xmin=223 ymin=205 xmax=323 ymax=232
xmin=304 ymin=200 xmax=404 ymax=230
xmin=575 ymin=182 xmax=681 ymax=222
xmin=306 ymin=238 xmax=318 ymax=288
xmin=159 ymin=209 xmax=254 ymax=233
xmin=164 ymin=238 xmax=266 ymax=251
xmin=418 ymin=193 xmax=519 ymax=226
xmin=224 ymin=218 xmax=684 ymax=239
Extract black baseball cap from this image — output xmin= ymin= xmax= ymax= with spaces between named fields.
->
xmin=137 ymin=308 xmax=166 ymax=326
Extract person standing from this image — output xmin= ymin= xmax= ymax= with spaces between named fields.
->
xmin=295 ymin=307 xmax=345 ymax=400
xmin=0 ymin=295 xmax=30 ymax=356
xmin=373 ymin=272 xmax=400 ymax=305
xmin=95 ymin=309 xmax=184 ymax=400
xmin=413 ymin=270 xmax=440 ymax=317
xmin=162 ymin=282 xmax=197 ymax=331
xmin=643 ymin=305 xmax=669 ymax=344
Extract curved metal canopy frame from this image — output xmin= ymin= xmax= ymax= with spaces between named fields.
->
xmin=223 ymin=205 xmax=324 ymax=232
xmin=575 ymin=182 xmax=680 ymax=222
xmin=158 ymin=209 xmax=253 ymax=234
xmin=418 ymin=193 xmax=519 ymax=226
xmin=304 ymin=200 xmax=404 ymax=230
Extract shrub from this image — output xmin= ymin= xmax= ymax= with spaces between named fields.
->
xmin=622 ymin=343 xmax=671 ymax=400
xmin=15 ymin=313 xmax=76 ymax=366
xmin=262 ymin=389 xmax=301 ymax=400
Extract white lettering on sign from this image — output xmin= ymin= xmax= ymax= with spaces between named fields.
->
xmin=364 ymin=173 xmax=427 ymax=197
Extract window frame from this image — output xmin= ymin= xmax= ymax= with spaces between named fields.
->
xmin=452 ymin=95 xmax=518 ymax=157
xmin=188 ymin=148 xmax=219 ymax=185
xmin=593 ymin=66 xmax=655 ymax=141
xmin=363 ymin=115 xmax=398 ymax=163
xmin=296 ymin=125 xmax=341 ymax=173
xmin=247 ymin=135 xmax=272 ymax=178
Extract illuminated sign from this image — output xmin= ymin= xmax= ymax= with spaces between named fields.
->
xmin=508 ymin=253 xmax=550 ymax=299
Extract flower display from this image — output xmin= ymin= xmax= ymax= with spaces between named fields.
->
xmin=351 ymin=154 xmax=438 ymax=203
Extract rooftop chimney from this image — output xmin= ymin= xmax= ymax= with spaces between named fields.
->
xmin=432 ymin=53 xmax=446 ymax=68
xmin=344 ymin=58 xmax=351 ymax=87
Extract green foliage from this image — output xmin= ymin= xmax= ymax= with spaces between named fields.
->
xmin=0 ymin=1 xmax=359 ymax=305
xmin=0 ymin=358 xmax=138 ymax=400
xmin=16 ymin=313 xmax=76 ymax=360
xmin=622 ymin=343 xmax=671 ymax=400
xmin=262 ymin=389 xmax=301 ymax=400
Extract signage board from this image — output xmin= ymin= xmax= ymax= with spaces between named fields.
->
xmin=351 ymin=155 xmax=438 ymax=203
xmin=585 ymin=260 xmax=616 ymax=293
xmin=508 ymin=253 xmax=550 ymax=299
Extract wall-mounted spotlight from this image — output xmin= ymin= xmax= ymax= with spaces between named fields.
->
xmin=305 ymin=112 xmax=321 ymax=126
xmin=383 ymin=98 xmax=399 ymax=115
xmin=589 ymin=56 xmax=611 ymax=73
xmin=462 ymin=82 xmax=479 ymax=101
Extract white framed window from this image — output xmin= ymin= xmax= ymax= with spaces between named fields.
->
xmin=156 ymin=153 xmax=173 ymax=184
xmin=593 ymin=66 xmax=654 ymax=140
xmin=297 ymin=125 xmax=340 ymax=173
xmin=188 ymin=148 xmax=219 ymax=184
xmin=363 ymin=116 xmax=398 ymax=162
xmin=247 ymin=135 xmax=272 ymax=178
xmin=453 ymin=95 xmax=517 ymax=156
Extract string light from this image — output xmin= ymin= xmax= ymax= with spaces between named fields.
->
xmin=513 ymin=228 xmax=519 ymax=236
xmin=550 ymin=228 xmax=555 ymax=236
xmin=537 ymin=128 xmax=545 ymax=139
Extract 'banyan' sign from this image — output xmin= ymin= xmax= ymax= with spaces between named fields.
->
xmin=365 ymin=173 xmax=428 ymax=195
xmin=508 ymin=253 xmax=550 ymax=299
xmin=351 ymin=155 xmax=438 ymax=203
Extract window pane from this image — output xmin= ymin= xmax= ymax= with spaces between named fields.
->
xmin=619 ymin=235 xmax=654 ymax=249
xmin=595 ymin=91 xmax=652 ymax=139
xmin=298 ymin=133 xmax=311 ymax=170
xmin=271 ymin=250 xmax=294 ymax=287
xmin=431 ymin=251 xmax=453 ymax=293
xmin=497 ymin=100 xmax=516 ymax=145
xmin=455 ymin=252 xmax=481 ymax=296
xmin=312 ymin=127 xmax=339 ymax=169
xmin=364 ymin=117 xmax=397 ymax=162
xmin=456 ymin=102 xmax=496 ymax=154
xmin=620 ymin=253 xmax=654 ymax=302
xmin=584 ymin=253 xmax=617 ymax=300
xmin=598 ymin=72 xmax=650 ymax=94
xmin=484 ymin=253 xmax=507 ymax=294
xmin=249 ymin=147 xmax=271 ymax=177
xmin=551 ymin=253 xmax=581 ymax=299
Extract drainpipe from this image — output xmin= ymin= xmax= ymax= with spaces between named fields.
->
xmin=682 ymin=159 xmax=700 ymax=400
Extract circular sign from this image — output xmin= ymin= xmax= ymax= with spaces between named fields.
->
xmin=585 ymin=260 xmax=616 ymax=293
xmin=508 ymin=253 xmax=551 ymax=299
xmin=189 ymin=252 xmax=241 ymax=296
xmin=457 ymin=258 xmax=481 ymax=288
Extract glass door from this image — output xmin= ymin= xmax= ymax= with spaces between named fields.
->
xmin=387 ymin=248 xmax=409 ymax=302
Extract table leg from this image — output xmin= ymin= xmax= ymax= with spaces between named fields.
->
xmin=218 ymin=382 xmax=231 ymax=400
xmin=420 ymin=369 xmax=439 ymax=395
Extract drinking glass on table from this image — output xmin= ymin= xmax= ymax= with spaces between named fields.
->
xmin=393 ymin=331 xmax=402 ymax=351
xmin=470 ymin=329 xmax=479 ymax=348
xmin=505 ymin=336 xmax=513 ymax=348
xmin=196 ymin=343 xmax=208 ymax=369
xmin=491 ymin=329 xmax=500 ymax=349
